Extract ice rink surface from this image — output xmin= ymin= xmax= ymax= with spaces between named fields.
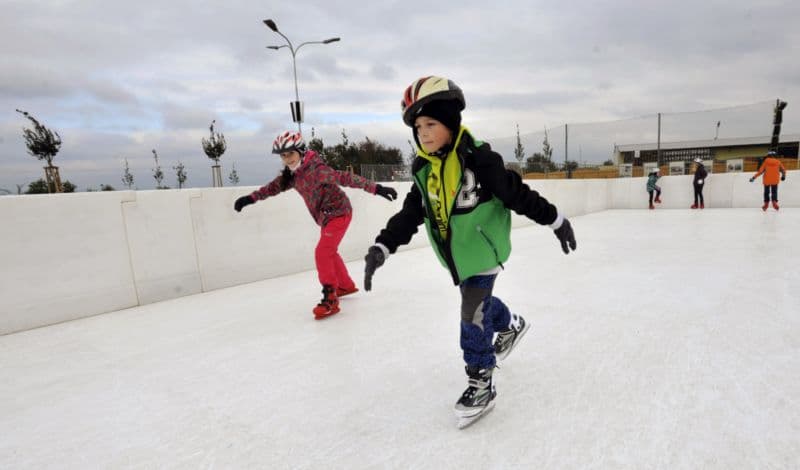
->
xmin=2 ymin=209 xmax=799 ymax=469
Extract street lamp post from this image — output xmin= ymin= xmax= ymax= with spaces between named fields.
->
xmin=263 ymin=19 xmax=340 ymax=134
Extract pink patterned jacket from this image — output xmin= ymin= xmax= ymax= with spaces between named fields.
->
xmin=250 ymin=150 xmax=378 ymax=227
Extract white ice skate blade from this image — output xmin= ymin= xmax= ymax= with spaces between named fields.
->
xmin=496 ymin=320 xmax=531 ymax=361
xmin=455 ymin=401 xmax=495 ymax=429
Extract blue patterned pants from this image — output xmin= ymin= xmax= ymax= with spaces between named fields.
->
xmin=459 ymin=274 xmax=512 ymax=369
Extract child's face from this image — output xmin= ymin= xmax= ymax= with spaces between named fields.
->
xmin=280 ymin=150 xmax=301 ymax=167
xmin=414 ymin=116 xmax=452 ymax=154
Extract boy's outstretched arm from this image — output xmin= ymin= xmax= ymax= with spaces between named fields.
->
xmin=467 ymin=141 xmax=577 ymax=254
xmin=551 ymin=214 xmax=577 ymax=254
xmin=364 ymin=186 xmax=425 ymax=290
xmin=364 ymin=245 xmax=388 ymax=291
xmin=467 ymin=141 xmax=556 ymax=224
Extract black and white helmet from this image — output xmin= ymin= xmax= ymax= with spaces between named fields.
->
xmin=400 ymin=76 xmax=465 ymax=127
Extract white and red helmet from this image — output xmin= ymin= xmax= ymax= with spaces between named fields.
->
xmin=272 ymin=131 xmax=306 ymax=155
xmin=401 ymin=76 xmax=465 ymax=127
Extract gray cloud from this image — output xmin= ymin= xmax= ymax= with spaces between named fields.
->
xmin=2 ymin=0 xmax=799 ymax=190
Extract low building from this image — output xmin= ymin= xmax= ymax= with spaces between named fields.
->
xmin=614 ymin=134 xmax=799 ymax=168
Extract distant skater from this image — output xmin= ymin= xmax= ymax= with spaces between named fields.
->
xmin=691 ymin=157 xmax=707 ymax=209
xmin=749 ymin=150 xmax=786 ymax=211
xmin=647 ymin=167 xmax=662 ymax=209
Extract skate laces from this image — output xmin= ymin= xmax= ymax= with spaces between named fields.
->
xmin=462 ymin=377 xmax=492 ymax=402
xmin=465 ymin=368 xmax=492 ymax=388
xmin=495 ymin=329 xmax=515 ymax=353
xmin=463 ymin=379 xmax=486 ymax=397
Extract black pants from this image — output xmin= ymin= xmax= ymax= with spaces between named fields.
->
xmin=693 ymin=183 xmax=704 ymax=205
xmin=648 ymin=188 xmax=661 ymax=205
xmin=763 ymin=185 xmax=778 ymax=202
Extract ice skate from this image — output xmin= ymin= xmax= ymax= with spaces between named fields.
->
xmin=654 ymin=196 xmax=662 ymax=204
xmin=454 ymin=366 xmax=496 ymax=429
xmin=335 ymin=285 xmax=359 ymax=297
xmin=772 ymin=201 xmax=780 ymax=211
xmin=700 ymin=203 xmax=705 ymax=209
xmin=494 ymin=314 xmax=530 ymax=361
xmin=313 ymin=285 xmax=340 ymax=319
xmin=762 ymin=202 xmax=769 ymax=211
xmin=690 ymin=204 xmax=698 ymax=209
xmin=649 ymin=203 xmax=655 ymax=210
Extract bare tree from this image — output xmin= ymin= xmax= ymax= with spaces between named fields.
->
xmin=121 ymin=158 xmax=135 ymax=189
xmin=542 ymin=127 xmax=553 ymax=162
xmin=542 ymin=127 xmax=554 ymax=175
xmin=15 ymin=109 xmax=63 ymax=192
xmin=228 ymin=163 xmax=240 ymax=185
xmin=514 ymin=123 xmax=526 ymax=165
xmin=152 ymin=149 xmax=166 ymax=189
xmin=512 ymin=123 xmax=526 ymax=175
xmin=173 ymin=161 xmax=187 ymax=189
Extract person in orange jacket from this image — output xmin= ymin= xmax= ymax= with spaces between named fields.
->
xmin=750 ymin=150 xmax=787 ymax=211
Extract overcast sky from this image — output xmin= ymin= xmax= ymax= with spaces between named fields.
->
xmin=2 ymin=0 xmax=799 ymax=191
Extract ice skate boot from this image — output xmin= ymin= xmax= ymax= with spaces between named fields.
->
xmin=700 ymin=203 xmax=705 ymax=209
xmin=762 ymin=202 xmax=769 ymax=211
xmin=654 ymin=196 xmax=662 ymax=204
xmin=335 ymin=285 xmax=359 ymax=297
xmin=454 ymin=366 xmax=496 ymax=429
xmin=690 ymin=204 xmax=698 ymax=209
xmin=649 ymin=203 xmax=655 ymax=210
xmin=313 ymin=285 xmax=340 ymax=319
xmin=494 ymin=314 xmax=531 ymax=361
xmin=772 ymin=201 xmax=780 ymax=211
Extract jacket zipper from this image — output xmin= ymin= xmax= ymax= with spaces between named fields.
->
xmin=414 ymin=162 xmax=461 ymax=285
xmin=476 ymin=225 xmax=504 ymax=269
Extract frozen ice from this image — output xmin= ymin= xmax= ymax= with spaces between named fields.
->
xmin=1 ymin=209 xmax=798 ymax=469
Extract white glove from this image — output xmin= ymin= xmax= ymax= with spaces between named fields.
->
xmin=698 ymin=179 xmax=703 ymax=184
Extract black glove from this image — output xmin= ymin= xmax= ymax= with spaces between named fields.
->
xmin=553 ymin=218 xmax=577 ymax=254
xmin=234 ymin=195 xmax=255 ymax=212
xmin=781 ymin=174 xmax=786 ymax=181
xmin=375 ymin=184 xmax=398 ymax=201
xmin=749 ymin=177 xmax=755 ymax=183
xmin=364 ymin=245 xmax=386 ymax=291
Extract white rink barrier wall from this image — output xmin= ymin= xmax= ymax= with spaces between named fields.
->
xmin=1 ymin=171 xmax=797 ymax=334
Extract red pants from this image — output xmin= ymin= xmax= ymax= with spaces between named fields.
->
xmin=315 ymin=214 xmax=355 ymax=289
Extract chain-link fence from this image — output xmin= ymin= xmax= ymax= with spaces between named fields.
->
xmin=488 ymin=99 xmax=799 ymax=178
xmin=359 ymin=164 xmax=412 ymax=182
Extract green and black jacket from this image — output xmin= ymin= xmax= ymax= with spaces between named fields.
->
xmin=375 ymin=127 xmax=559 ymax=285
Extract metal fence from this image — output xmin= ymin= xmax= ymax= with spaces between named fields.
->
xmin=489 ymin=99 xmax=797 ymax=168
xmin=359 ymin=164 xmax=412 ymax=182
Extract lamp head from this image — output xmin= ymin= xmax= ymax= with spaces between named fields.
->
xmin=263 ymin=19 xmax=278 ymax=32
